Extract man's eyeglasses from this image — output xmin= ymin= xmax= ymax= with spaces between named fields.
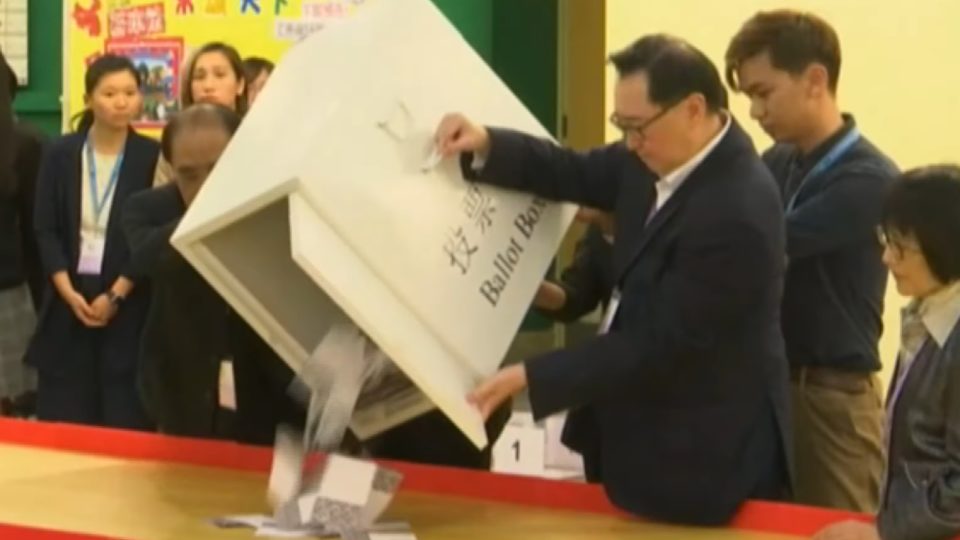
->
xmin=876 ymin=227 xmax=922 ymax=260
xmin=609 ymin=98 xmax=685 ymax=142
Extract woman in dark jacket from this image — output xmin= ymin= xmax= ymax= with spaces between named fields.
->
xmin=28 ymin=55 xmax=158 ymax=428
xmin=815 ymin=165 xmax=960 ymax=540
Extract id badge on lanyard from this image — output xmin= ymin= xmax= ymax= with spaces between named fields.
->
xmin=786 ymin=127 xmax=861 ymax=213
xmin=218 ymin=359 xmax=237 ymax=411
xmin=77 ymin=231 xmax=107 ymax=275
xmin=77 ymin=139 xmax=124 ymax=276
xmin=598 ymin=289 xmax=622 ymax=335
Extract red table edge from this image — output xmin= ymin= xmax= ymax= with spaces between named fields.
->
xmin=0 ymin=418 xmax=868 ymax=537
xmin=0 ymin=523 xmax=126 ymax=540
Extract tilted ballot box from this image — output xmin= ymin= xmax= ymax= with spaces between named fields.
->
xmin=170 ymin=0 xmax=576 ymax=448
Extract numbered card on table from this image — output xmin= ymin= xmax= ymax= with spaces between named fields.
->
xmin=492 ymin=412 xmax=546 ymax=477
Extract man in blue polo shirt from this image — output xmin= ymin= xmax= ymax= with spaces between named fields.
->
xmin=726 ymin=10 xmax=898 ymax=512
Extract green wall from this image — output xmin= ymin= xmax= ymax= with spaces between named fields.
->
xmin=432 ymin=0 xmax=559 ymax=133
xmin=492 ymin=0 xmax=558 ymax=135
xmin=430 ymin=0 xmax=494 ymax=63
xmin=491 ymin=0 xmax=558 ymax=330
xmin=12 ymin=0 xmax=61 ymax=135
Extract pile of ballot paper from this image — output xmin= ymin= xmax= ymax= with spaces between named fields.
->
xmin=212 ymin=326 xmax=422 ymax=538
xmin=212 ymin=427 xmax=414 ymax=539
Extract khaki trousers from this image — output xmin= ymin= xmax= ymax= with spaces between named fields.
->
xmin=790 ymin=370 xmax=885 ymax=512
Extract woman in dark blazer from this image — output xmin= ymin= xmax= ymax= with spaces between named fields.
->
xmin=29 ymin=55 xmax=158 ymax=429
xmin=815 ymin=165 xmax=960 ymax=540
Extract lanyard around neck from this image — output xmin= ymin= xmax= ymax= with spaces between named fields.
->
xmin=85 ymin=135 xmax=126 ymax=224
xmin=787 ymin=127 xmax=860 ymax=212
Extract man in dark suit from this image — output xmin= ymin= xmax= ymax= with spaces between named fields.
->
xmin=435 ymin=34 xmax=790 ymax=525
xmin=123 ymin=104 xmax=304 ymax=444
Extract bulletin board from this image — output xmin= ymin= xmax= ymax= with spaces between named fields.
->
xmin=61 ymin=0 xmax=368 ymax=134
xmin=0 ymin=0 xmax=28 ymax=84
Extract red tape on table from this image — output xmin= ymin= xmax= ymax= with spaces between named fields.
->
xmin=0 ymin=523 xmax=127 ymax=540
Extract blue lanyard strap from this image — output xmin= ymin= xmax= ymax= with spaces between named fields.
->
xmin=787 ymin=126 xmax=860 ymax=212
xmin=85 ymin=135 xmax=125 ymax=224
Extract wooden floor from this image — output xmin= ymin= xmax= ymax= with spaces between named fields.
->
xmin=0 ymin=443 xmax=802 ymax=540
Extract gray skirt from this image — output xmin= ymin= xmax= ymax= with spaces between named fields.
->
xmin=0 ymin=283 xmax=38 ymax=398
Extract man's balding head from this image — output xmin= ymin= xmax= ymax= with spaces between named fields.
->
xmin=160 ymin=103 xmax=241 ymax=162
xmin=161 ymin=103 xmax=241 ymax=206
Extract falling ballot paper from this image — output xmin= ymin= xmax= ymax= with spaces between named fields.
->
xmin=211 ymin=426 xmax=413 ymax=538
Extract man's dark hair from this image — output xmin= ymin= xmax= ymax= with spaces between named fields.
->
xmin=882 ymin=165 xmax=960 ymax=284
xmin=609 ymin=34 xmax=728 ymax=112
xmin=725 ymin=10 xmax=841 ymax=93
xmin=160 ymin=103 xmax=242 ymax=162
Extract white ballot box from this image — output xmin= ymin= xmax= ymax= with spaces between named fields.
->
xmin=171 ymin=0 xmax=576 ymax=449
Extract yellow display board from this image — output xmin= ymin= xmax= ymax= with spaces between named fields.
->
xmin=62 ymin=0 xmax=367 ymax=134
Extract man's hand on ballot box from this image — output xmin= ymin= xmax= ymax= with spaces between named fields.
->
xmin=435 ymin=113 xmax=490 ymax=158
xmin=434 ymin=113 xmax=616 ymax=240
xmin=468 ymin=364 xmax=527 ymax=421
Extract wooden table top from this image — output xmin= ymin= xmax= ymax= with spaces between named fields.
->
xmin=0 ymin=419 xmax=864 ymax=540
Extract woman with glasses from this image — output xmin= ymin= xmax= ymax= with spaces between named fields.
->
xmin=815 ymin=164 xmax=960 ymax=539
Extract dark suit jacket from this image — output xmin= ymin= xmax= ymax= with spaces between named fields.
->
xmin=0 ymin=120 xmax=45 ymax=304
xmin=881 ymin=314 xmax=960 ymax=540
xmin=122 ymin=183 xmax=304 ymax=444
xmin=0 ymin=48 xmax=13 ymax=199
xmin=464 ymin=119 xmax=790 ymax=525
xmin=537 ymin=224 xmax=615 ymax=323
xmin=0 ymin=48 xmax=20 ymax=290
xmin=28 ymin=131 xmax=159 ymax=375
xmin=13 ymin=121 xmax=47 ymax=306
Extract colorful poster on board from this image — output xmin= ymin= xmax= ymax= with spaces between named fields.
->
xmin=64 ymin=0 xmax=371 ymax=134
xmin=105 ymin=38 xmax=183 ymax=127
